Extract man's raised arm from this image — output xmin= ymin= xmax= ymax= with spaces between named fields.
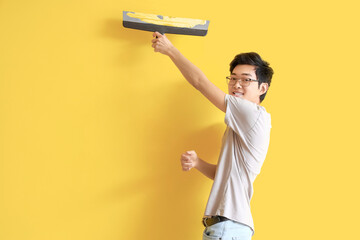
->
xmin=152 ymin=32 xmax=226 ymax=112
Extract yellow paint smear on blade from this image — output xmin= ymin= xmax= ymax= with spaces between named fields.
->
xmin=127 ymin=12 xmax=206 ymax=28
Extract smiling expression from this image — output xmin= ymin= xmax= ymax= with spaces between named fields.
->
xmin=228 ymin=64 xmax=268 ymax=105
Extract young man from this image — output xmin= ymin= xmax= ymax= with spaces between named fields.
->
xmin=151 ymin=32 xmax=274 ymax=240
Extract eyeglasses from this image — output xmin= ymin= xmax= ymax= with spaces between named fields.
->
xmin=226 ymin=76 xmax=258 ymax=87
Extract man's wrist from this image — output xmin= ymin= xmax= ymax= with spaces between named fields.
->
xmin=194 ymin=157 xmax=200 ymax=169
xmin=167 ymin=46 xmax=179 ymax=59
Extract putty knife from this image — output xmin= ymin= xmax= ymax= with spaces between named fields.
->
xmin=123 ymin=11 xmax=210 ymax=36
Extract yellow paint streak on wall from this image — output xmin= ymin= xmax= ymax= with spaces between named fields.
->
xmin=127 ymin=12 xmax=207 ymax=28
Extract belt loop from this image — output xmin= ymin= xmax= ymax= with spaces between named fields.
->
xmin=202 ymin=217 xmax=207 ymax=227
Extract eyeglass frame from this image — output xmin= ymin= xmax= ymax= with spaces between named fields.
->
xmin=225 ymin=76 xmax=259 ymax=87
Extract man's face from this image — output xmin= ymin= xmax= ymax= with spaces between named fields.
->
xmin=228 ymin=64 xmax=268 ymax=104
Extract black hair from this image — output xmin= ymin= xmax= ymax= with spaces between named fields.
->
xmin=230 ymin=52 xmax=274 ymax=103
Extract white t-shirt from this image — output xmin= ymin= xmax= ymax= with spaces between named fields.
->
xmin=204 ymin=94 xmax=271 ymax=233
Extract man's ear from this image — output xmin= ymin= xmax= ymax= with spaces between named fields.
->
xmin=259 ymin=83 xmax=269 ymax=95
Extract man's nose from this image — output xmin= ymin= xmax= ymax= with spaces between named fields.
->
xmin=234 ymin=80 xmax=242 ymax=88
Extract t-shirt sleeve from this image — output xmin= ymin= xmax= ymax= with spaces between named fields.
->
xmin=224 ymin=94 xmax=261 ymax=136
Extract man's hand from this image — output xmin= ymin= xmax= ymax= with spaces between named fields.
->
xmin=180 ymin=150 xmax=199 ymax=171
xmin=151 ymin=32 xmax=175 ymax=56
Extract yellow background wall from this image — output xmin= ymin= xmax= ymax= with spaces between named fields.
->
xmin=1 ymin=0 xmax=359 ymax=239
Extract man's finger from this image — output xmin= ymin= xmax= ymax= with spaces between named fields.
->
xmin=153 ymin=31 xmax=163 ymax=38
xmin=186 ymin=150 xmax=195 ymax=155
xmin=181 ymin=153 xmax=191 ymax=158
xmin=183 ymin=162 xmax=192 ymax=167
xmin=182 ymin=166 xmax=192 ymax=171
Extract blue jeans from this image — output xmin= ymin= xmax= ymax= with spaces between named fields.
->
xmin=203 ymin=220 xmax=253 ymax=240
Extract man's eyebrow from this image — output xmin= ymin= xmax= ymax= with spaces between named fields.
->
xmin=231 ymin=72 xmax=253 ymax=76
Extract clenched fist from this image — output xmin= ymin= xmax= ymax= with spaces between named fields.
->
xmin=180 ymin=150 xmax=199 ymax=171
xmin=151 ymin=32 xmax=175 ymax=56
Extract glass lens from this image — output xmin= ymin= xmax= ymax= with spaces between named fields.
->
xmin=240 ymin=79 xmax=250 ymax=87
xmin=226 ymin=77 xmax=250 ymax=86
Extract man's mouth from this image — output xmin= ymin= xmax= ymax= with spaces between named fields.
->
xmin=233 ymin=92 xmax=244 ymax=97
